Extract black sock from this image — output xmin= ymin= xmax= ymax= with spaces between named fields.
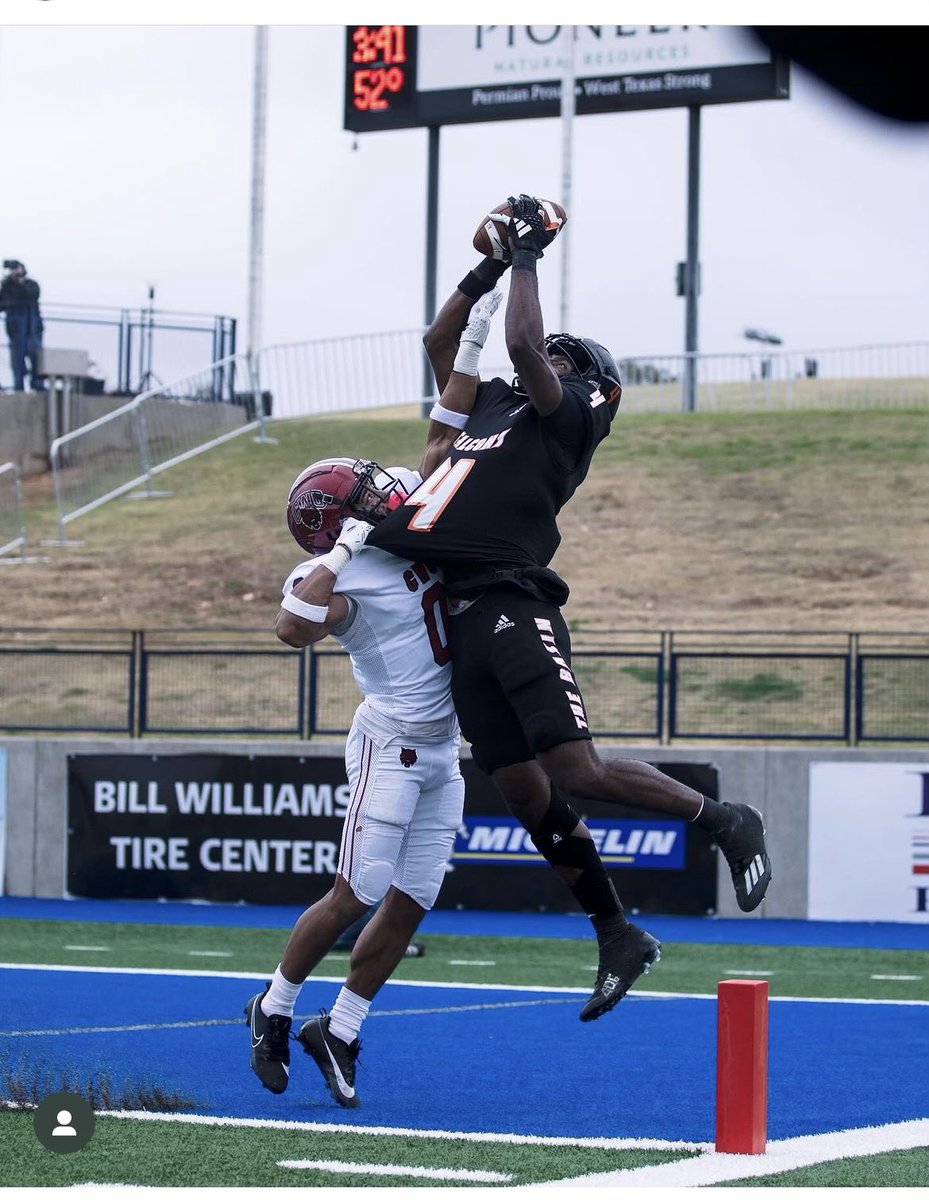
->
xmin=591 ymin=912 xmax=630 ymax=943
xmin=692 ymin=795 xmax=733 ymax=836
xmin=530 ymin=787 xmax=627 ymax=924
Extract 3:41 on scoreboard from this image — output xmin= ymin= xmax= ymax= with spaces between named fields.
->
xmin=345 ymin=25 xmax=418 ymax=126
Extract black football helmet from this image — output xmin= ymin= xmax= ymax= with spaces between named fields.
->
xmin=286 ymin=457 xmax=407 ymax=554
xmin=544 ymin=333 xmax=623 ymax=407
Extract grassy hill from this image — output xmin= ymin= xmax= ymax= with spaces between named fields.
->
xmin=8 ymin=406 xmax=928 ymax=634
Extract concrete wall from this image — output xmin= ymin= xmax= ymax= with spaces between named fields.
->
xmin=3 ymin=736 xmax=928 ymax=918
xmin=0 ymin=393 xmax=50 ymax=475
xmin=0 ymin=392 xmax=133 ymax=476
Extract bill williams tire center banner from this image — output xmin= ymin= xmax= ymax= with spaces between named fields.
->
xmin=67 ymin=754 xmax=718 ymax=915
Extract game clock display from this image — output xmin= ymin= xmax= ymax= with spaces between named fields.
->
xmin=344 ymin=25 xmax=418 ymax=132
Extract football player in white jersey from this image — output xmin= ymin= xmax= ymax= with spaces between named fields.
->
xmin=245 ymin=459 xmax=464 ymax=1109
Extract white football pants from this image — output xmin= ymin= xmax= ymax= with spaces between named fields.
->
xmin=338 ymin=701 xmax=464 ymax=910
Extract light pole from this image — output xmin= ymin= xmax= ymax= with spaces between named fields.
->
xmin=248 ymin=26 xmax=275 ymax=442
xmin=559 ymin=26 xmax=576 ymax=334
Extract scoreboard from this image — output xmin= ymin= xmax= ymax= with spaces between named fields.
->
xmin=344 ymin=24 xmax=417 ymax=130
xmin=344 ymin=25 xmax=788 ymax=132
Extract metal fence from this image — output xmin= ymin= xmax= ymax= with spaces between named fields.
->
xmin=0 ymin=302 xmax=237 ymax=397
xmin=617 ymin=341 xmax=929 ymax=414
xmin=266 ymin=330 xmax=929 ymax=421
xmin=48 ymin=354 xmax=261 ymax=538
xmin=1 ymin=628 xmax=925 ymax=745
xmin=481 ymin=341 xmax=929 ymax=414
xmin=255 ymin=330 xmax=427 ymax=419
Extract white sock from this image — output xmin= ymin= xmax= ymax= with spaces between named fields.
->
xmin=329 ymin=986 xmax=372 ymax=1045
xmin=261 ymin=964 xmax=303 ymax=1018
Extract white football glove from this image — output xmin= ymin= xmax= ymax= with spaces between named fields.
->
xmin=335 ymin=518 xmax=373 ymax=558
xmin=462 ymin=287 xmax=502 ymax=349
xmin=313 ymin=519 xmax=373 ymax=580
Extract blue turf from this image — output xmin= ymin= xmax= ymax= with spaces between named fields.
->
xmin=2 ymin=895 xmax=926 ymax=950
xmin=1 ymin=967 xmax=926 ymax=1142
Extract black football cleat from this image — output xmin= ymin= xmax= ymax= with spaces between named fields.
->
xmin=581 ymin=922 xmax=661 ymax=1022
xmin=715 ymin=803 xmax=772 ymax=912
xmin=297 ymin=1011 xmax=361 ymax=1108
xmin=244 ymin=987 xmax=292 ymax=1095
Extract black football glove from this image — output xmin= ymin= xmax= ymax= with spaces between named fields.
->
xmin=506 ymin=193 xmax=559 ymax=256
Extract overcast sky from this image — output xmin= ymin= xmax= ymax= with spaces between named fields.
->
xmin=0 ymin=5 xmax=926 ymax=391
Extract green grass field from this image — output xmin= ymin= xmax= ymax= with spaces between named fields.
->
xmin=10 ymin=405 xmax=929 ymax=635
xmin=1 ymin=917 xmax=926 ymax=1188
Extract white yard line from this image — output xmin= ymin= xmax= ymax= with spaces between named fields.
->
xmin=93 ymin=1109 xmax=706 ymax=1153
xmin=449 ymin=959 xmax=497 ymax=966
xmin=0 ymin=1018 xmax=241 ymax=1037
xmin=0 ymin=997 xmax=578 ymax=1038
xmin=2 ymin=963 xmax=926 ymax=1006
xmin=63 ymin=945 xmax=111 ymax=952
xmin=278 ymin=1158 xmax=513 ymax=1181
xmin=71 ymin=1184 xmax=147 ymax=1190
xmin=187 ymin=950 xmax=232 ymax=958
xmin=871 ymin=974 xmax=923 ymax=981
xmin=522 ymin=1118 xmax=929 ymax=1188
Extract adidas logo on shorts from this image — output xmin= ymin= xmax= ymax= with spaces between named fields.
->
xmin=493 ymin=614 xmax=516 ymax=634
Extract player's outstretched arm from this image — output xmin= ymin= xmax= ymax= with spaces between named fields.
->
xmin=419 ymin=288 xmax=502 ymax=478
xmin=276 ymin=521 xmax=370 ymax=648
xmin=505 ymin=258 xmax=561 ymax=417
xmin=504 ymin=195 xmax=563 ymax=417
xmin=424 ymin=257 xmax=509 ymax=395
xmin=419 ymin=369 xmax=477 ymax=479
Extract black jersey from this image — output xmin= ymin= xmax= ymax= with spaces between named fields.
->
xmin=368 ymin=374 xmax=615 ymax=593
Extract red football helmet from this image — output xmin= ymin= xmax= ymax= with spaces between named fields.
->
xmin=286 ymin=457 xmax=408 ymax=554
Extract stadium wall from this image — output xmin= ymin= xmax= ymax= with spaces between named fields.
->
xmin=0 ymin=392 xmax=132 ymax=476
xmin=2 ymin=737 xmax=927 ymax=922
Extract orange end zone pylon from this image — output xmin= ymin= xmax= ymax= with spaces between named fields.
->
xmin=715 ymin=979 xmax=769 ymax=1154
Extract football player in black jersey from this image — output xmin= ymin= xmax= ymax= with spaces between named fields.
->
xmin=368 ymin=195 xmax=772 ymax=1020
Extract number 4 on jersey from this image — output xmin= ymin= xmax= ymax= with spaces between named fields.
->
xmin=404 ymin=458 xmax=475 ymax=531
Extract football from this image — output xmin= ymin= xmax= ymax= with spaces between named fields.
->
xmin=472 ymin=198 xmax=568 ymax=260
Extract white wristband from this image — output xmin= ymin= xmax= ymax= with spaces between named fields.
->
xmin=280 ymin=592 xmax=329 ymax=624
xmin=429 ymin=402 xmax=469 ymax=430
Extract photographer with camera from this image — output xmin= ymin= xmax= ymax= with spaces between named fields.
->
xmin=0 ymin=259 xmax=44 ymax=392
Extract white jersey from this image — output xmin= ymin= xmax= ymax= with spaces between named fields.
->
xmin=282 ymin=546 xmax=455 ymax=727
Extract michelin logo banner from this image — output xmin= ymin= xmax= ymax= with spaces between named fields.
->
xmin=443 ymin=760 xmax=718 ymax=915
xmin=454 ymin=816 xmax=685 ymax=869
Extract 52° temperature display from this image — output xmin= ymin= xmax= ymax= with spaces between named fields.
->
xmin=344 ymin=25 xmax=418 ymax=131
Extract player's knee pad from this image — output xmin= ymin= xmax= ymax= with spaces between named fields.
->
xmin=350 ymin=855 xmax=395 ymax=907
xmin=347 ymin=816 xmax=405 ymax=906
xmin=393 ymin=823 xmax=458 ymax=910
xmin=531 ymin=786 xmax=598 ymax=870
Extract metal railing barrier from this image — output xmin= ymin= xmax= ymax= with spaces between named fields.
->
xmin=49 ymin=354 xmax=261 ymax=539
xmin=0 ymin=628 xmax=926 ymax=745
